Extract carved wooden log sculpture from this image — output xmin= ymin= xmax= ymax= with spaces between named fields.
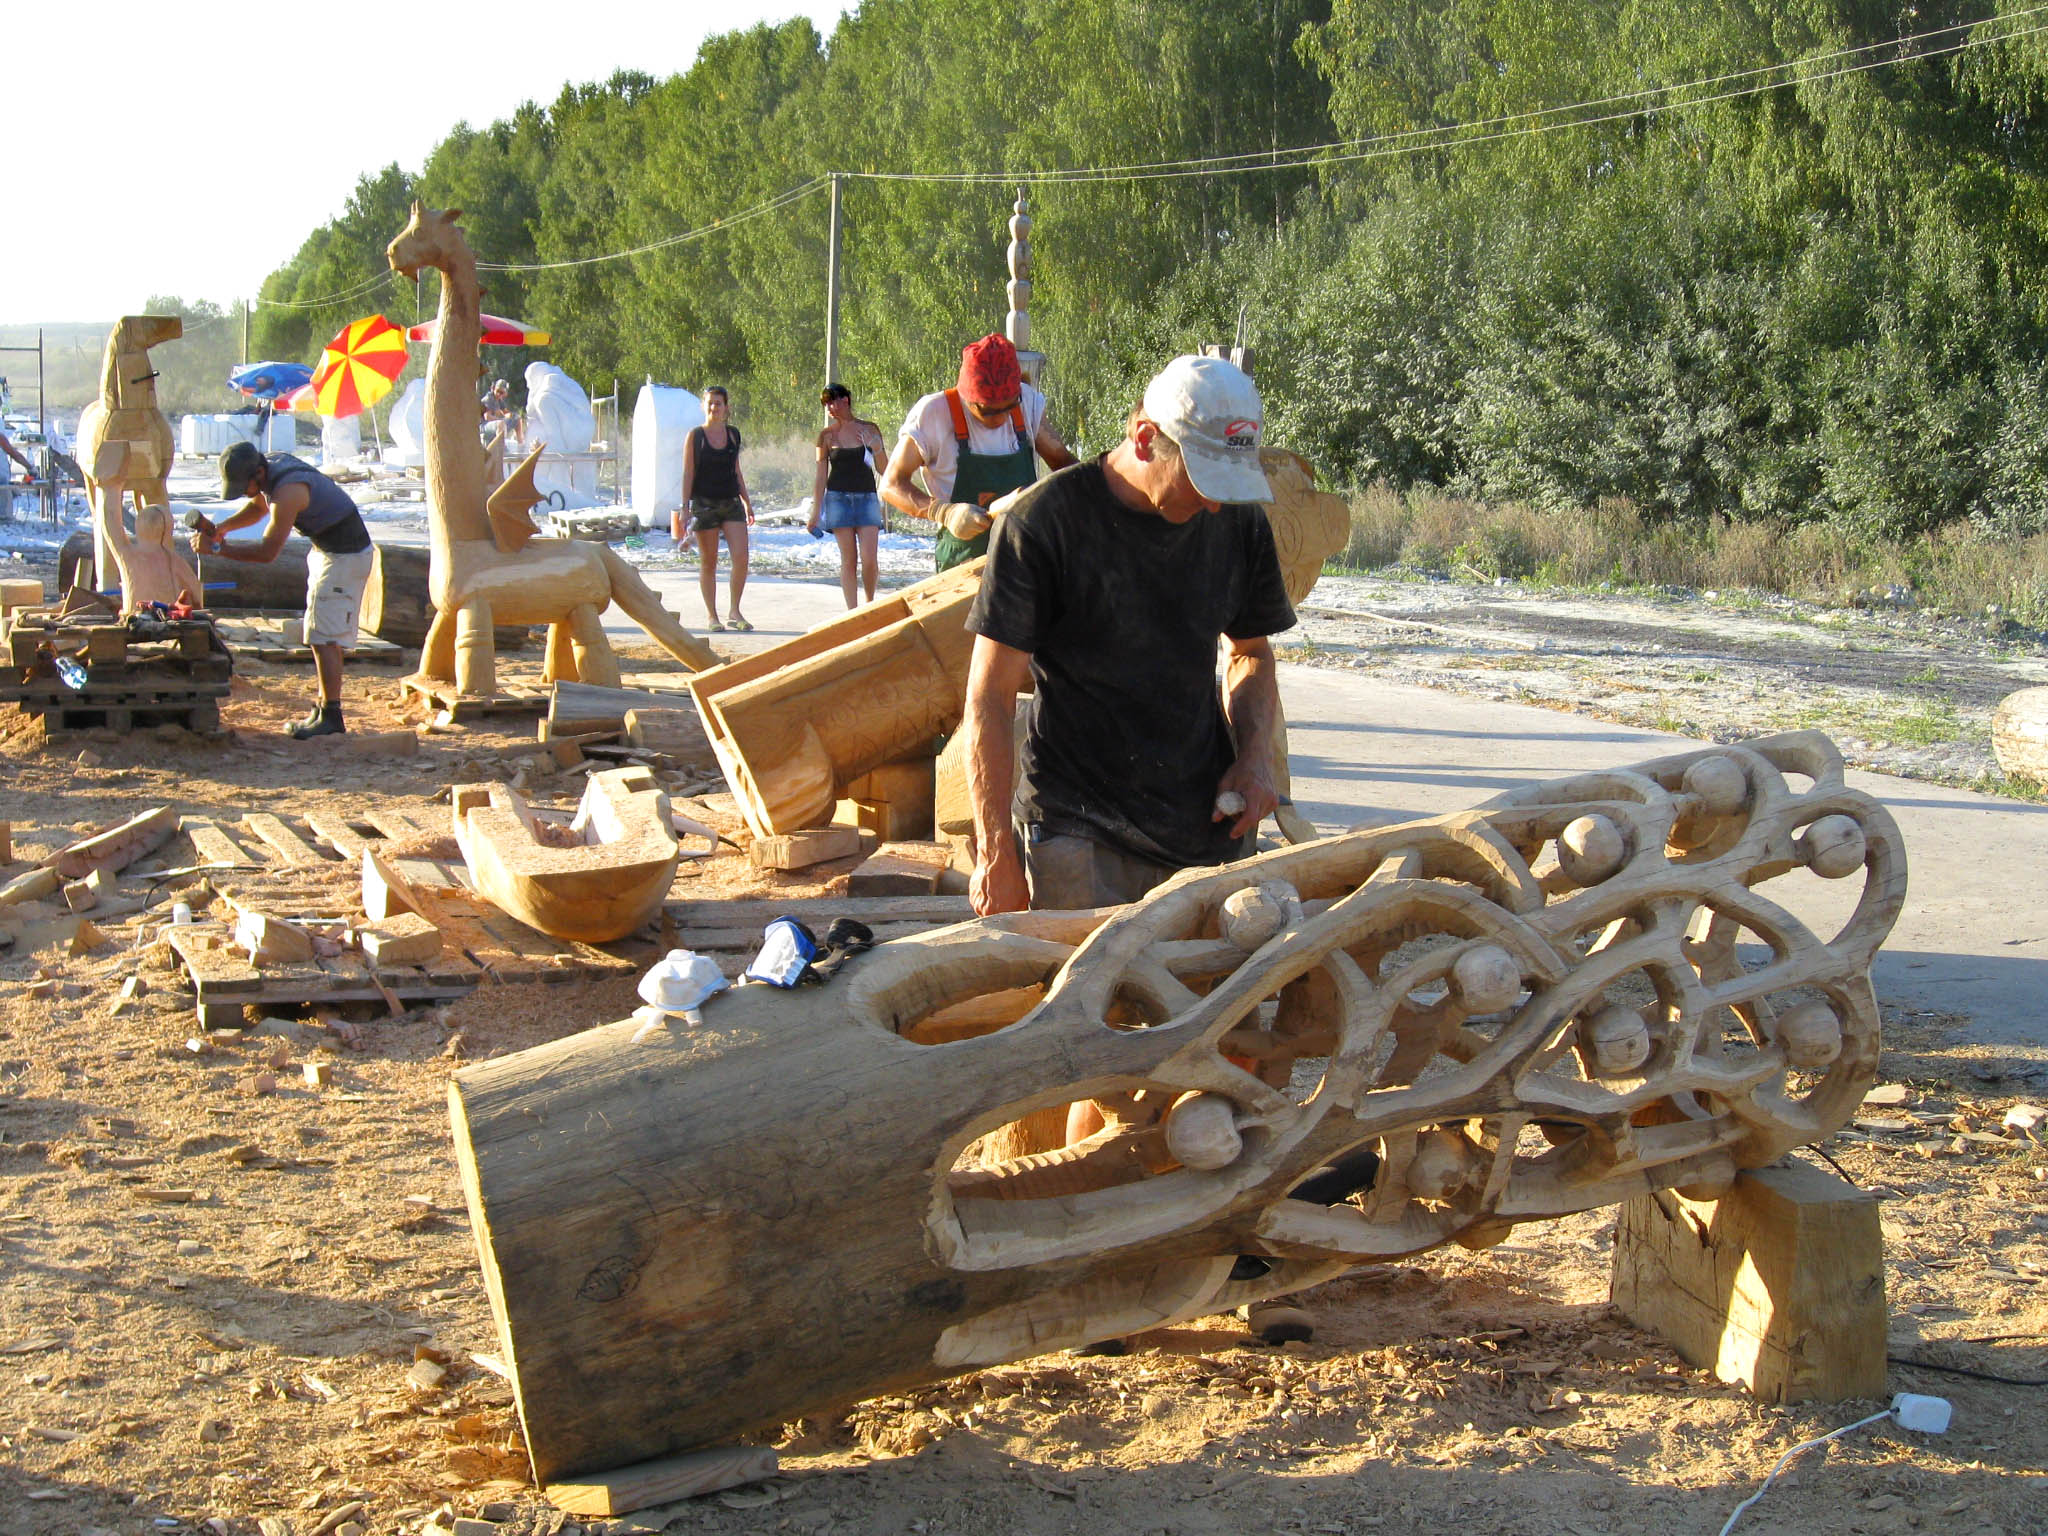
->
xmin=453 ymin=766 xmax=678 ymax=943
xmin=449 ymin=731 xmax=1904 ymax=1482
xmin=77 ymin=315 xmax=182 ymax=600
xmin=687 ymin=560 xmax=983 ymax=837
xmin=385 ymin=203 xmax=719 ymax=697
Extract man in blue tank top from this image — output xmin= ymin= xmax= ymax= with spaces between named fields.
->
xmin=203 ymin=441 xmax=376 ymax=738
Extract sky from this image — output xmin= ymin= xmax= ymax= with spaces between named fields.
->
xmin=4 ymin=1 xmax=856 ymax=328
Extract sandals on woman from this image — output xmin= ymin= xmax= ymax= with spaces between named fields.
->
xmin=725 ymin=615 xmax=755 ymax=632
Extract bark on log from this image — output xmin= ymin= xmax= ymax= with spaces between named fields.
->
xmin=449 ymin=731 xmax=1905 ymax=1484
xmin=1993 ymin=686 xmax=2048 ymax=784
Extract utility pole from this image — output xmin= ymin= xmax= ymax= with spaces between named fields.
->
xmin=823 ymin=172 xmax=843 ymax=385
xmin=241 ymin=300 xmax=249 ymax=365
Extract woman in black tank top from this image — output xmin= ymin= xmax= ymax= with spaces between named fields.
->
xmin=676 ymin=386 xmax=756 ymax=631
xmin=808 ymin=382 xmax=888 ymax=609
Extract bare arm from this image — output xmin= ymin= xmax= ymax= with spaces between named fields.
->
xmin=1215 ymin=635 xmax=1281 ymax=839
xmin=735 ymin=454 xmax=753 ymax=524
xmin=212 ymin=501 xmax=269 ymax=537
xmin=211 ymin=482 xmax=305 ymax=564
xmin=0 ymin=435 xmax=32 ymax=474
xmin=964 ymin=635 xmax=1034 ymax=916
xmin=1033 ymin=416 xmax=1077 ymax=472
xmin=674 ymin=429 xmax=698 ymax=540
xmin=880 ymin=433 xmax=937 ymax=521
xmin=808 ymin=432 xmax=830 ymax=533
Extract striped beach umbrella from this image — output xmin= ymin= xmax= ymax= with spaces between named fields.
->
xmin=310 ymin=314 xmax=408 ymax=418
xmin=406 ymin=313 xmax=551 ymax=347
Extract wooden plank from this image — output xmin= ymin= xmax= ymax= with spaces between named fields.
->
xmin=364 ymin=809 xmax=434 ymax=844
xmin=1611 ymin=1164 xmax=1885 ymax=1404
xmin=303 ymin=814 xmax=372 ymax=862
xmin=748 ymin=826 xmax=861 ymax=871
xmin=46 ymin=807 xmax=180 ymax=879
xmin=182 ymin=818 xmax=260 ymax=869
xmin=666 ymin=895 xmax=972 ymax=930
xmin=545 ymin=1445 xmax=778 ymax=1518
xmin=549 ymin=681 xmax=696 ymax=736
xmin=242 ymin=814 xmax=327 ymax=870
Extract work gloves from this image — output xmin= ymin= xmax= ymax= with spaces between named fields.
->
xmin=935 ymin=501 xmax=994 ymax=540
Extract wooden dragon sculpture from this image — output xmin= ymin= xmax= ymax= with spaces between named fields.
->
xmin=450 ymin=730 xmax=1904 ymax=1483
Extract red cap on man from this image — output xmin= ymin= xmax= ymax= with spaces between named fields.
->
xmin=957 ymin=334 xmax=1022 ymax=407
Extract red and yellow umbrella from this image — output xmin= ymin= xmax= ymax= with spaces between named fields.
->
xmin=406 ymin=313 xmax=551 ymax=347
xmin=310 ymin=314 xmax=408 ymax=418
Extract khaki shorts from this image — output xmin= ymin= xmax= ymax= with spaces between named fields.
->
xmin=305 ymin=546 xmax=374 ymax=649
xmin=1021 ymin=829 xmax=1181 ymax=911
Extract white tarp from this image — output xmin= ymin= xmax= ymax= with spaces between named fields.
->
xmin=524 ymin=363 xmax=599 ymax=509
xmin=631 ymin=380 xmax=705 ymax=528
xmin=178 ymin=414 xmax=296 ymax=457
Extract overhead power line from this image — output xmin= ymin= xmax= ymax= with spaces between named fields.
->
xmin=477 ymin=178 xmax=829 ymax=271
xmin=253 ymin=269 xmax=400 ymax=312
xmin=845 ymin=4 xmax=2048 ymax=185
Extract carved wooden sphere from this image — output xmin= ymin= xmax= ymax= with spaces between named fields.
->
xmin=1451 ymin=943 xmax=1521 ymax=1014
xmin=1774 ymin=1000 xmax=1843 ymax=1068
xmin=1681 ymin=754 xmax=1748 ymax=817
xmin=1800 ymin=815 xmax=1866 ymax=879
xmin=1407 ymin=1130 xmax=1473 ymax=1201
xmin=1220 ymin=880 xmax=1300 ymax=951
xmin=1586 ymin=1004 xmax=1652 ymax=1076
xmin=1163 ymin=1092 xmax=1243 ymax=1171
xmin=1558 ymin=814 xmax=1627 ymax=885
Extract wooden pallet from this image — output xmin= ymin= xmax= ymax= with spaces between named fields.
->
xmin=4 ymin=610 xmax=223 ymax=671
xmin=214 ymin=614 xmax=411 ymax=668
xmin=399 ymin=679 xmax=551 ymax=721
xmin=155 ymin=809 xmax=635 ymax=1027
xmin=4 ymin=610 xmax=233 ymax=734
xmin=32 ymin=696 xmax=222 ymax=735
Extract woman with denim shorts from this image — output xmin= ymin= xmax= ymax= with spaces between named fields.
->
xmin=674 ymin=386 xmax=756 ymax=631
xmin=807 ymin=382 xmax=887 ymax=608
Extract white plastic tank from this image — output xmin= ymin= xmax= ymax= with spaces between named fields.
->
xmin=525 ymin=362 xmax=599 ymax=508
xmin=319 ymin=412 xmax=362 ymax=466
xmin=179 ymin=413 xmax=298 ymax=456
xmin=630 ymin=379 xmax=705 ymax=528
xmin=386 ymin=379 xmax=427 ymax=469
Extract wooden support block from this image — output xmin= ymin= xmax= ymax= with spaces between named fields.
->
xmin=325 ymin=729 xmax=419 ymax=759
xmin=70 ymin=918 xmax=109 ymax=954
xmin=84 ymin=627 xmax=127 ymax=664
xmin=47 ymin=807 xmax=179 ymax=879
xmin=0 ymin=577 xmax=43 ymax=613
xmin=362 ymin=846 xmax=451 ymax=927
xmin=358 ymin=912 xmax=443 ymax=966
xmin=747 ymin=825 xmax=861 ymax=871
xmin=235 ymin=911 xmax=314 ymax=966
xmin=242 ymin=813 xmax=325 ymax=869
xmin=845 ymin=756 xmax=937 ymax=842
xmin=63 ymin=878 xmax=98 ymax=913
xmin=0 ymin=821 xmax=11 ymax=865
xmin=544 ymin=1445 xmax=778 ymax=1518
xmin=847 ymin=841 xmax=950 ymax=898
xmin=1611 ymin=1164 xmax=1885 ymax=1404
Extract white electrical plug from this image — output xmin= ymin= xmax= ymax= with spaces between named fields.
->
xmin=1890 ymin=1392 xmax=1952 ymax=1434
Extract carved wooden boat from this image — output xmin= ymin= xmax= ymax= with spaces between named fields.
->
xmin=453 ymin=766 xmax=678 ymax=942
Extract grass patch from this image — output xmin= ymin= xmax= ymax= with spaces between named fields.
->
xmin=1329 ymin=483 xmax=2048 ymax=624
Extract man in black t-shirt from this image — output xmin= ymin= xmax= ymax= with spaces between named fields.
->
xmin=963 ymin=355 xmax=1294 ymax=916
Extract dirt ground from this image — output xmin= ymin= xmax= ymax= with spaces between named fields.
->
xmin=1 ymin=577 xmax=2045 ymax=1536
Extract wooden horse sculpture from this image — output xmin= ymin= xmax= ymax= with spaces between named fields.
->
xmin=451 ymin=731 xmax=1905 ymax=1483
xmin=385 ymin=203 xmax=719 ymax=698
xmin=77 ymin=314 xmax=181 ymax=598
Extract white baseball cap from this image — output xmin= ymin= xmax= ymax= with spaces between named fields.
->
xmin=1141 ymin=354 xmax=1273 ymax=504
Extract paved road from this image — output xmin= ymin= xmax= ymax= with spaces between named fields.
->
xmin=611 ymin=574 xmax=2048 ymax=1051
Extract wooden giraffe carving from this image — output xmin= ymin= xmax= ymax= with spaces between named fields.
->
xmin=386 ymin=204 xmax=718 ymax=696
xmin=450 ymin=731 xmax=1905 ymax=1483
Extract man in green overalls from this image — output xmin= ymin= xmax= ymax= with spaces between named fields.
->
xmin=880 ymin=334 xmax=1075 ymax=571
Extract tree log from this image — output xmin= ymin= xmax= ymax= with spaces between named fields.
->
xmin=1993 ymin=686 xmax=2048 ymax=784
xmin=449 ymin=731 xmax=1905 ymax=1483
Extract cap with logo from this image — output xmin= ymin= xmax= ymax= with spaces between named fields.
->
xmin=957 ymin=334 xmax=1022 ymax=408
xmin=1141 ymin=355 xmax=1272 ymax=505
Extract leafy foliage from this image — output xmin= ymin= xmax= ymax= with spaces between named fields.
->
xmin=249 ymin=0 xmax=2048 ymax=536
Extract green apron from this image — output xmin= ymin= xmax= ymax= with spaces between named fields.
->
xmin=933 ymin=390 xmax=1035 ymax=571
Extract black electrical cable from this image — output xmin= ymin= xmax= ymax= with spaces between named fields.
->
xmin=1888 ymin=1354 xmax=2048 ymax=1387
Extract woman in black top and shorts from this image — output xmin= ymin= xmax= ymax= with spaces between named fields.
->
xmin=806 ymin=382 xmax=887 ymax=608
xmin=674 ymin=386 xmax=756 ymax=631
